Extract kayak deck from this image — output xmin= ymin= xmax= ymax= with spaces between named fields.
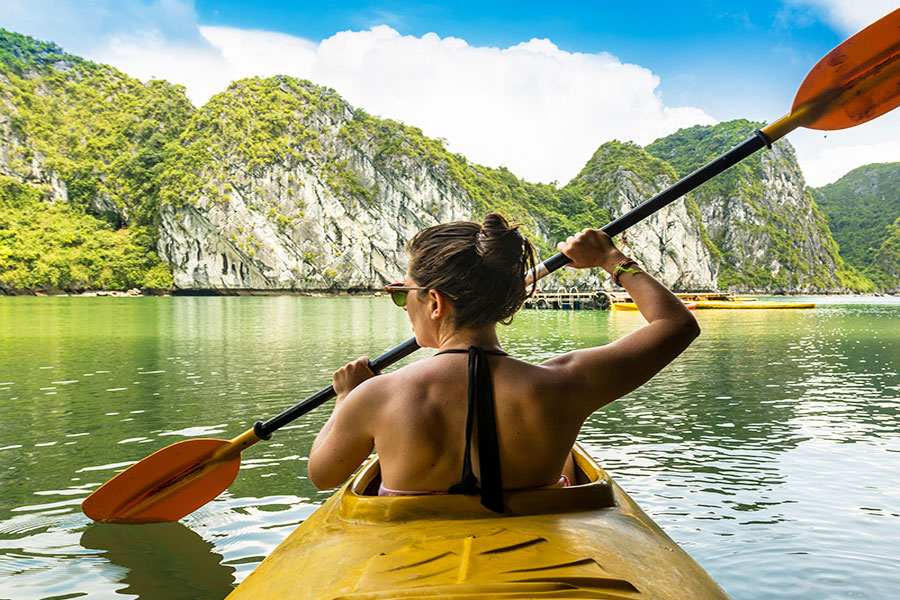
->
xmin=227 ymin=445 xmax=729 ymax=599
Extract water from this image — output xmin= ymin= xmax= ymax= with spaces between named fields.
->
xmin=0 ymin=295 xmax=898 ymax=599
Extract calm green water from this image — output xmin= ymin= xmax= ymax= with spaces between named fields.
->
xmin=1 ymin=295 xmax=898 ymax=599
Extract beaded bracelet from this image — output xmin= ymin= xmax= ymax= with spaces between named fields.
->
xmin=611 ymin=258 xmax=642 ymax=287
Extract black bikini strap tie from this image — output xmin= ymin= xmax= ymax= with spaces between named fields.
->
xmin=443 ymin=346 xmax=504 ymax=513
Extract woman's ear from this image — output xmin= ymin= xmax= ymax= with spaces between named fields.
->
xmin=428 ymin=289 xmax=451 ymax=321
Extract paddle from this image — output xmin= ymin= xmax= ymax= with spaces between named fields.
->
xmin=82 ymin=8 xmax=900 ymax=524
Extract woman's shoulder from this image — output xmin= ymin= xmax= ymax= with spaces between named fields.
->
xmin=350 ymin=357 xmax=443 ymax=400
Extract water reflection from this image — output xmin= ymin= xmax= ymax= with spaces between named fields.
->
xmin=80 ymin=522 xmax=235 ymax=599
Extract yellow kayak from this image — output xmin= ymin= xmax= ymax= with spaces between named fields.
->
xmin=694 ymin=301 xmax=815 ymax=309
xmin=612 ymin=302 xmax=698 ymax=311
xmin=227 ymin=444 xmax=729 ymax=599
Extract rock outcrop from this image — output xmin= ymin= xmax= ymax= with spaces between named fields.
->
xmin=158 ymin=78 xmax=478 ymax=291
xmin=647 ymin=121 xmax=852 ymax=293
xmin=559 ymin=142 xmax=717 ymax=291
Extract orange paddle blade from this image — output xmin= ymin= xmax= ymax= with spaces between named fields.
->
xmin=793 ymin=7 xmax=900 ymax=130
xmin=82 ymin=428 xmax=261 ymax=523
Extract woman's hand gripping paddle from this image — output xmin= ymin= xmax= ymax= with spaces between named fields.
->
xmin=82 ymin=8 xmax=900 ymax=524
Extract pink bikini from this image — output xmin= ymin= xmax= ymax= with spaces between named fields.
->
xmin=378 ymin=475 xmax=570 ymax=497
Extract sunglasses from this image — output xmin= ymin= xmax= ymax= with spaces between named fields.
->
xmin=384 ymin=283 xmax=429 ymax=307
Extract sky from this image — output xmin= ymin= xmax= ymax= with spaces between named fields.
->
xmin=2 ymin=0 xmax=898 ymax=187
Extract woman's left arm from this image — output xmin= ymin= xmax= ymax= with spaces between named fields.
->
xmin=308 ymin=358 xmax=379 ymax=489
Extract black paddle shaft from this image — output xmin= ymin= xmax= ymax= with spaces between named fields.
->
xmin=539 ymin=129 xmax=770 ymax=275
xmin=253 ymin=129 xmax=771 ymax=441
xmin=254 ymin=337 xmax=421 ymax=439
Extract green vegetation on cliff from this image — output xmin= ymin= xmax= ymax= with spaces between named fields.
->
xmin=161 ymin=76 xmax=349 ymax=206
xmin=1 ymin=29 xmax=890 ymax=293
xmin=0 ymin=29 xmax=189 ymax=290
xmin=874 ymin=217 xmax=900 ymax=284
xmin=646 ymin=119 xmax=766 ymax=197
xmin=646 ymin=119 xmax=874 ymax=291
xmin=0 ymin=176 xmax=171 ymax=290
xmin=811 ymin=163 xmax=900 ymax=287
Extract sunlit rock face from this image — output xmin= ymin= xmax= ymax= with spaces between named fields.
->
xmin=692 ymin=141 xmax=844 ymax=293
xmin=158 ymin=79 xmax=477 ymax=291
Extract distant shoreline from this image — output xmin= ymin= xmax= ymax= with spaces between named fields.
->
xmin=1 ymin=287 xmax=895 ymax=298
xmin=0 ymin=287 xmax=387 ymax=298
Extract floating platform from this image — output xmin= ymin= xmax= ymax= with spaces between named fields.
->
xmin=524 ymin=291 xmax=611 ymax=310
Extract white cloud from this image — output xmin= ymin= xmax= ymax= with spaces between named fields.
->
xmin=4 ymin=1 xmax=898 ymax=187
xmin=2 ymin=0 xmax=232 ymax=104
xmin=199 ymin=25 xmax=715 ymax=184
xmin=1 ymin=0 xmax=208 ymax=53
xmin=5 ymin=1 xmax=717 ymax=184
xmin=784 ymin=1 xmax=897 ymax=34
xmin=92 ymin=32 xmax=231 ymax=105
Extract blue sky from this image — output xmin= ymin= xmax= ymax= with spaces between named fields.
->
xmin=3 ymin=1 xmax=898 ymax=186
xmin=194 ymin=0 xmax=844 ymax=118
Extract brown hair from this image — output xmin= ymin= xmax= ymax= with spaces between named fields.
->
xmin=406 ymin=213 xmax=536 ymax=329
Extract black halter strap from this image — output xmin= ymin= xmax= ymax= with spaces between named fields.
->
xmin=435 ymin=346 xmax=507 ymax=513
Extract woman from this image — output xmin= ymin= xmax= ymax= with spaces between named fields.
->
xmin=308 ymin=213 xmax=699 ymax=511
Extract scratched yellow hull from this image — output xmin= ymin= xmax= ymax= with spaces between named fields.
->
xmin=227 ymin=445 xmax=729 ymax=599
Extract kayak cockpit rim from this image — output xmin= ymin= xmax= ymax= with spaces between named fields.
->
xmin=339 ymin=443 xmax=616 ymax=522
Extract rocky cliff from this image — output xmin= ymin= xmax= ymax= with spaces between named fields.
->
xmin=647 ymin=121 xmax=862 ymax=293
xmin=157 ymin=78 xmax=478 ymax=291
xmin=155 ymin=78 xmax=721 ymax=293
xmin=556 ymin=142 xmax=717 ymax=290
xmin=0 ymin=29 xmax=881 ymax=294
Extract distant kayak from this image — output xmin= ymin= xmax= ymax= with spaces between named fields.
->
xmin=612 ymin=301 xmax=698 ymax=311
xmin=694 ymin=301 xmax=816 ymax=309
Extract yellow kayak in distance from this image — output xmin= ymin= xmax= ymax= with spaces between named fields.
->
xmin=612 ymin=301 xmax=698 ymax=311
xmin=694 ymin=300 xmax=816 ymax=309
xmin=227 ymin=444 xmax=730 ymax=599
xmin=612 ymin=300 xmax=815 ymax=311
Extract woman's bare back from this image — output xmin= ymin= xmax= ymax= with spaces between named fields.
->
xmin=368 ymin=352 xmax=586 ymax=492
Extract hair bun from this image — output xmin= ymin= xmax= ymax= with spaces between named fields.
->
xmin=405 ymin=212 xmax=535 ymax=328
xmin=477 ymin=213 xmax=526 ymax=271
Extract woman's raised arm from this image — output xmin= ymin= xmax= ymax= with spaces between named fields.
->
xmin=543 ymin=229 xmax=700 ymax=415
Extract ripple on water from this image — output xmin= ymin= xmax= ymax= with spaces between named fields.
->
xmin=159 ymin=425 xmax=229 ymax=437
xmin=183 ymin=494 xmax=319 ymax=585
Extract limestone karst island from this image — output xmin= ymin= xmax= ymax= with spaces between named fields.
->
xmin=1 ymin=29 xmax=898 ymax=296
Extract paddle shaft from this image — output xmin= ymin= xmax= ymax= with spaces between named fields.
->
xmin=255 ymin=129 xmax=774 ymax=440
xmin=254 ymin=337 xmax=420 ymax=438
xmin=532 ymin=129 xmax=772 ymax=281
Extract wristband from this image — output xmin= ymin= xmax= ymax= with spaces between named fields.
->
xmin=611 ymin=258 xmax=642 ymax=287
